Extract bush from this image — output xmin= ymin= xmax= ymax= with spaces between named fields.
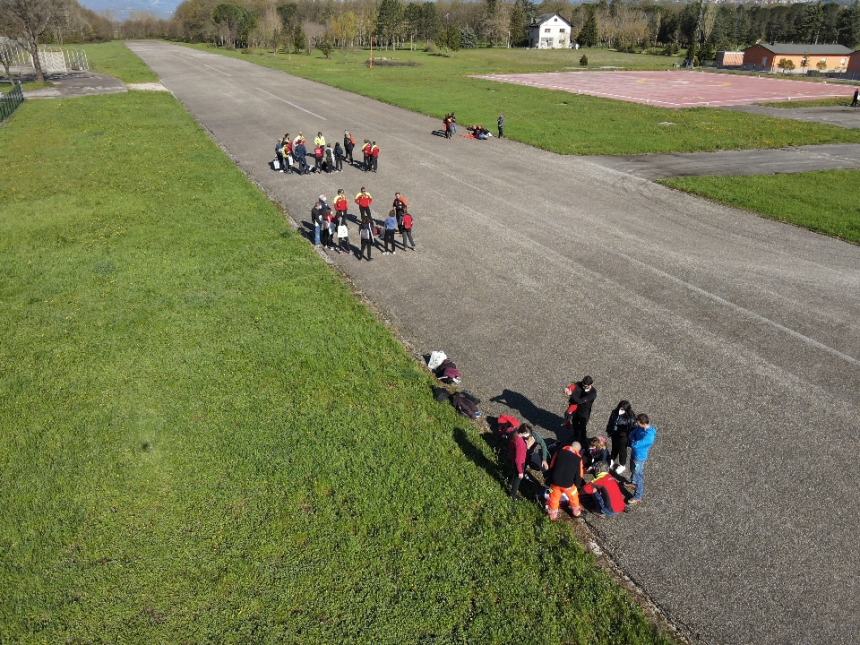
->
xmin=459 ymin=26 xmax=477 ymax=49
xmin=579 ymin=54 xmax=588 ymax=67
xmin=424 ymin=40 xmax=436 ymax=54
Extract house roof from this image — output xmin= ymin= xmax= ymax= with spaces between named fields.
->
xmin=531 ymin=13 xmax=571 ymax=28
xmin=748 ymin=43 xmax=852 ymax=55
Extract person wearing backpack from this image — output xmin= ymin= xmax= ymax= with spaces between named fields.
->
xmin=628 ymin=414 xmax=657 ymax=505
xmin=401 ymin=211 xmax=415 ymax=250
xmin=359 ymin=216 xmax=374 ymax=261
xmin=343 ymin=130 xmax=355 ymax=165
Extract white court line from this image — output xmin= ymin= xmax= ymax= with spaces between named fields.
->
xmin=257 ymin=88 xmax=327 ymax=121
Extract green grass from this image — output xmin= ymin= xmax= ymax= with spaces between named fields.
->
xmin=760 ymin=96 xmax=854 ymax=108
xmin=195 ymin=44 xmax=860 ymax=155
xmin=78 ymin=41 xmax=159 ymax=83
xmin=0 ymin=90 xmax=670 ymax=642
xmin=1 ymin=81 xmax=51 ymax=93
xmin=661 ymin=170 xmax=860 ymax=242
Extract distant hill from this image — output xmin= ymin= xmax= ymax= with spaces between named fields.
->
xmin=80 ymin=0 xmax=178 ymax=20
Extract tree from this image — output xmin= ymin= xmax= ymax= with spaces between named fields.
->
xmin=276 ymin=2 xmax=298 ymax=31
xmin=777 ymin=58 xmax=795 ymax=73
xmin=459 ymin=25 xmax=478 ymax=48
xmin=578 ymin=8 xmax=598 ymax=48
xmin=837 ymin=2 xmax=859 ymax=48
xmin=376 ymin=0 xmax=402 ymax=48
xmin=315 ymin=34 xmax=333 ymax=58
xmin=292 ymin=22 xmax=306 ymax=53
xmin=0 ymin=0 xmax=59 ymax=82
xmin=212 ymin=3 xmax=255 ymax=48
xmin=508 ymin=0 xmax=532 ymax=47
xmin=799 ymin=2 xmax=824 ymax=44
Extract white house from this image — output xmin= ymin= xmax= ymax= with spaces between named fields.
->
xmin=528 ymin=13 xmax=572 ymax=49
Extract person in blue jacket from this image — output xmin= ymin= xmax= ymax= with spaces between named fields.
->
xmin=628 ymin=413 xmax=657 ymax=505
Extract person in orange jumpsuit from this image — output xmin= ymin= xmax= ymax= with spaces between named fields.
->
xmin=546 ymin=441 xmax=584 ymax=519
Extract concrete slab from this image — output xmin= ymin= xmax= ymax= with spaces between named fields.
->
xmin=588 ymin=143 xmax=860 ymax=180
xmin=730 ymin=104 xmax=860 ymax=129
xmin=127 ymin=41 xmax=860 ymax=645
xmin=23 ymin=72 xmax=126 ymax=99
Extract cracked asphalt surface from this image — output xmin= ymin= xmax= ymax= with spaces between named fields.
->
xmin=127 ymin=41 xmax=860 ymax=644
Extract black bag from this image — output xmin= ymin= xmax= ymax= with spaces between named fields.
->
xmin=452 ymin=392 xmax=482 ymax=419
xmin=433 ymin=386 xmax=451 ymax=403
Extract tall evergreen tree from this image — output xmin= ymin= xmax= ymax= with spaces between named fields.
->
xmin=837 ymin=2 xmax=859 ymax=47
xmin=578 ymin=8 xmax=598 ymax=48
xmin=376 ymin=0 xmax=403 ymax=47
xmin=509 ymin=0 xmax=533 ymax=47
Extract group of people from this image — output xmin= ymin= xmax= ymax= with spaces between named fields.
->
xmin=274 ymin=130 xmax=380 ymax=174
xmin=311 ymin=188 xmax=416 ymax=260
xmin=441 ymin=112 xmax=506 ymax=140
xmin=502 ymin=375 xmax=658 ymax=520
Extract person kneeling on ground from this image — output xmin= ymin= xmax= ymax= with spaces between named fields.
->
xmin=583 ymin=463 xmax=627 ymax=517
xmin=586 ymin=436 xmax=611 ymax=474
xmin=546 ymin=441 xmax=585 ymax=519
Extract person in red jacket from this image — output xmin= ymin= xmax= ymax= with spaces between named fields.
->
xmin=370 ymin=141 xmax=380 ymax=172
xmin=361 ymin=139 xmax=372 ymax=171
xmin=355 ymin=187 xmax=373 ymax=220
xmin=546 ymin=441 xmax=584 ymax=519
xmin=583 ymin=464 xmax=627 ymax=517
xmin=508 ymin=423 xmax=534 ymax=499
xmin=401 ymin=211 xmax=415 ymax=250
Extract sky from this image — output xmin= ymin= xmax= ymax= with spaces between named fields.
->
xmin=80 ymin=0 xmax=180 ymax=20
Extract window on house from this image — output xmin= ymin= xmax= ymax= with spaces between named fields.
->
xmin=560 ymin=28 xmax=566 ymax=33
xmin=544 ymin=28 xmax=551 ymax=33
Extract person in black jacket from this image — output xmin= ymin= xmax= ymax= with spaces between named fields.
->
xmin=343 ymin=131 xmax=355 ymax=165
xmin=546 ymin=441 xmax=584 ymax=519
xmin=606 ymin=400 xmax=635 ymax=475
xmin=563 ymin=375 xmax=597 ymax=447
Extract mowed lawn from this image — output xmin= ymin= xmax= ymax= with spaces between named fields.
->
xmin=194 ymin=43 xmax=860 ymax=155
xmin=662 ymin=171 xmax=860 ymax=243
xmin=78 ymin=40 xmax=159 ymax=83
xmin=0 ymin=91 xmax=669 ymax=642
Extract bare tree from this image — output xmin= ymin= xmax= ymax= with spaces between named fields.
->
xmin=0 ymin=0 xmax=59 ymax=82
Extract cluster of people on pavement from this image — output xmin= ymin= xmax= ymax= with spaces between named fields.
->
xmin=501 ymin=375 xmax=657 ymax=520
xmin=441 ymin=112 xmax=506 ymax=140
xmin=274 ymin=130 xmax=380 ymax=174
xmin=310 ymin=188 xmax=415 ymax=260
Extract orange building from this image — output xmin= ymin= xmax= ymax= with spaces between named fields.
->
xmin=848 ymin=50 xmax=860 ymax=76
xmin=743 ymin=43 xmax=851 ymax=74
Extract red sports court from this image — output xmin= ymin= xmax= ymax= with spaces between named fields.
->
xmin=476 ymin=70 xmax=852 ymax=108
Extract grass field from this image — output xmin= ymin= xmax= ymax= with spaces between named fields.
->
xmin=78 ymin=41 xmax=159 ymax=83
xmin=0 ymin=80 xmax=669 ymax=642
xmin=195 ymin=44 xmax=860 ymax=155
xmin=760 ymin=97 xmax=854 ymax=108
xmin=662 ymin=170 xmax=860 ymax=242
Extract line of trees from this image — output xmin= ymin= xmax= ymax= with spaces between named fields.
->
xmin=2 ymin=0 xmax=859 ymax=77
xmin=165 ymin=0 xmax=860 ymax=55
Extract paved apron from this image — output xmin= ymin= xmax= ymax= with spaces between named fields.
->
xmin=128 ymin=41 xmax=860 ymax=645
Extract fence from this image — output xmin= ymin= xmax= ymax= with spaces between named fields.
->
xmin=0 ymin=82 xmax=23 ymax=122
xmin=0 ymin=41 xmax=89 ymax=75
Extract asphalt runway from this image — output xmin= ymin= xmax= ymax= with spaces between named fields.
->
xmin=127 ymin=42 xmax=860 ymax=644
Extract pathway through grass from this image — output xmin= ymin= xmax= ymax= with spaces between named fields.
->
xmin=0 ymin=83 xmax=669 ymax=643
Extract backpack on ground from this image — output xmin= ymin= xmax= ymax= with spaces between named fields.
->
xmin=451 ymin=392 xmax=482 ymax=419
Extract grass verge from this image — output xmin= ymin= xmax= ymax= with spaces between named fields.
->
xmin=0 ymin=89 xmax=670 ymax=642
xmin=760 ymin=97 xmax=854 ymax=108
xmin=78 ymin=41 xmax=159 ymax=83
xmin=661 ymin=170 xmax=860 ymax=243
xmin=193 ymin=44 xmax=860 ymax=155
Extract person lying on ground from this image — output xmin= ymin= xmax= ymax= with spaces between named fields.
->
xmin=586 ymin=436 xmax=611 ymax=474
xmin=583 ymin=463 xmax=627 ymax=517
